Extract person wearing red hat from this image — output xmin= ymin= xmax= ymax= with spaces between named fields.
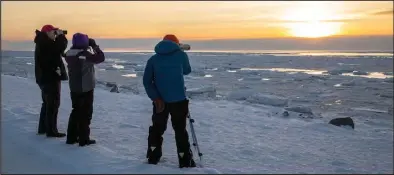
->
xmin=163 ymin=34 xmax=191 ymax=51
xmin=143 ymin=34 xmax=196 ymax=168
xmin=163 ymin=34 xmax=180 ymax=44
xmin=34 ymin=24 xmax=68 ymax=138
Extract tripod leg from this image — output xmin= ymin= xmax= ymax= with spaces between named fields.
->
xmin=188 ymin=115 xmax=203 ymax=167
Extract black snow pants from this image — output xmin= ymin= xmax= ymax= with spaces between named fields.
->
xmin=38 ymin=81 xmax=61 ymax=136
xmin=146 ymin=99 xmax=195 ymax=167
xmin=66 ymin=90 xmax=94 ymax=143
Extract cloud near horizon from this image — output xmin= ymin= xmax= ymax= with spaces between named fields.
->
xmin=371 ymin=9 xmax=394 ymax=16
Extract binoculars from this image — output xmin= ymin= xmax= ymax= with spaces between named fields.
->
xmin=180 ymin=43 xmax=191 ymax=51
xmin=35 ymin=29 xmax=67 ymax=35
xmin=56 ymin=30 xmax=68 ymax=35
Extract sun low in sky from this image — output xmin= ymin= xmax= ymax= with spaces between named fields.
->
xmin=1 ymin=1 xmax=393 ymax=41
xmin=280 ymin=2 xmax=344 ymax=38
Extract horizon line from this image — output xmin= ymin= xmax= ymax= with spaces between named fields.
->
xmin=2 ymin=49 xmax=393 ymax=53
xmin=4 ymin=34 xmax=393 ymax=42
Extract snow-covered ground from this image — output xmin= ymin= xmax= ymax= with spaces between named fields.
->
xmin=1 ymin=50 xmax=393 ymax=173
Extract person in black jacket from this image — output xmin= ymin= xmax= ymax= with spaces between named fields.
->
xmin=34 ymin=24 xmax=68 ymax=138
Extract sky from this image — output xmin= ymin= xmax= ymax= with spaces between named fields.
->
xmin=1 ymin=1 xmax=393 ymax=51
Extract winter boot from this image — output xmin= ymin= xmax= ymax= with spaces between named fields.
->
xmin=178 ymin=151 xmax=196 ymax=168
xmin=79 ymin=139 xmax=96 ymax=147
xmin=147 ymin=146 xmax=162 ymax=164
xmin=66 ymin=138 xmax=79 ymax=144
xmin=47 ymin=132 xmax=66 ymax=138
xmin=147 ymin=126 xmax=164 ymax=164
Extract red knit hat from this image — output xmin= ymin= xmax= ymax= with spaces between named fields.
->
xmin=163 ymin=34 xmax=180 ymax=44
xmin=41 ymin=24 xmax=58 ymax=32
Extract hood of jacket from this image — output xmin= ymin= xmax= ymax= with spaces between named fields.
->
xmin=34 ymin=30 xmax=52 ymax=45
xmin=154 ymin=40 xmax=181 ymax=55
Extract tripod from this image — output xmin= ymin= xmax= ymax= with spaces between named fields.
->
xmin=187 ymin=113 xmax=204 ymax=167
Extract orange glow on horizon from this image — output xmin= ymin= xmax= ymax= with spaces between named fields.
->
xmin=1 ymin=1 xmax=392 ymax=41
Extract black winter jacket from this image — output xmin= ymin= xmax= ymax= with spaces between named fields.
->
xmin=34 ymin=30 xmax=68 ymax=85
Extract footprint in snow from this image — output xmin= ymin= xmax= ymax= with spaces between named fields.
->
xmin=198 ymin=121 xmax=212 ymax=127
xmin=331 ymin=160 xmax=348 ymax=166
xmin=335 ymin=167 xmax=355 ymax=173
xmin=9 ymin=107 xmax=38 ymax=117
xmin=119 ymin=123 xmax=140 ymax=129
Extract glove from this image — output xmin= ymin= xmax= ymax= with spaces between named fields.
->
xmin=89 ymin=38 xmax=97 ymax=47
xmin=55 ymin=67 xmax=61 ymax=76
xmin=153 ymin=99 xmax=165 ymax=114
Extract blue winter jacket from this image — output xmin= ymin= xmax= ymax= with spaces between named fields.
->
xmin=143 ymin=40 xmax=191 ymax=103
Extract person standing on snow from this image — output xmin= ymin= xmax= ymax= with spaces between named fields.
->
xmin=64 ymin=33 xmax=105 ymax=146
xmin=34 ymin=24 xmax=68 ymax=137
xmin=143 ymin=34 xmax=196 ymax=168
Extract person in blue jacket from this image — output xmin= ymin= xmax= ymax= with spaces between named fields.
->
xmin=143 ymin=34 xmax=196 ymax=168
